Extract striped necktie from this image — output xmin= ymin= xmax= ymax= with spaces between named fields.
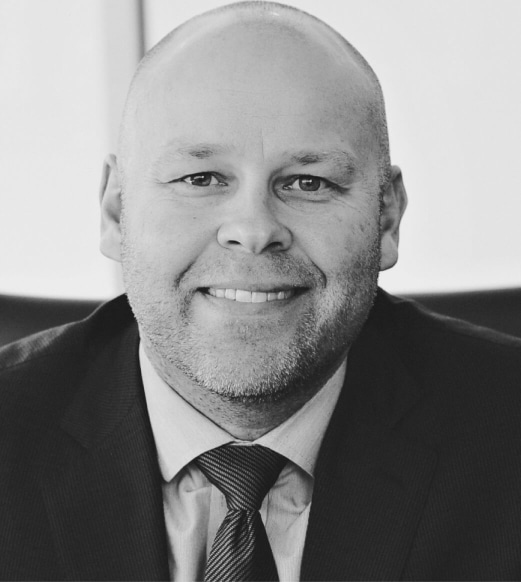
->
xmin=195 ymin=444 xmax=287 ymax=582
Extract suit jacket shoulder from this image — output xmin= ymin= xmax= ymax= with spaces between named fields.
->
xmin=0 ymin=295 xmax=130 ymax=424
xmin=302 ymin=289 xmax=521 ymax=581
xmin=0 ymin=295 xmax=170 ymax=580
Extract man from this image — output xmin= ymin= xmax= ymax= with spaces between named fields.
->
xmin=2 ymin=2 xmax=521 ymax=580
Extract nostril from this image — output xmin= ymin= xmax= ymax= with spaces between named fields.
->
xmin=265 ymin=240 xmax=285 ymax=252
xmin=217 ymin=220 xmax=292 ymax=254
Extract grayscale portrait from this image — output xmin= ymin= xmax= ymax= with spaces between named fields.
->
xmin=1 ymin=1 xmax=521 ymax=580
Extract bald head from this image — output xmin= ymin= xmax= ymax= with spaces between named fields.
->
xmin=119 ymin=1 xmax=390 ymax=191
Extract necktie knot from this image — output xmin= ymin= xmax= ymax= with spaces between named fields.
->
xmin=195 ymin=444 xmax=286 ymax=511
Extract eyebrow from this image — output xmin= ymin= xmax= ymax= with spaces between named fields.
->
xmin=154 ymin=143 xmax=233 ymax=167
xmin=153 ymin=143 xmax=358 ymax=173
xmin=174 ymin=143 xmax=232 ymax=159
xmin=288 ymin=150 xmax=358 ymax=174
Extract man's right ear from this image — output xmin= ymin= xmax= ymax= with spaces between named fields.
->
xmin=99 ymin=154 xmax=123 ymax=262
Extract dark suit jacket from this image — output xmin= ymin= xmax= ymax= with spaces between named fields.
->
xmin=2 ymin=290 xmax=521 ymax=581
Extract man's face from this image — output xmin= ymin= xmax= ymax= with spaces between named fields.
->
xmin=109 ymin=22 xmax=396 ymax=402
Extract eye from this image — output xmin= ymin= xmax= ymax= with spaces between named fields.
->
xmin=285 ymin=176 xmax=325 ymax=192
xmin=181 ymin=173 xmax=221 ymax=187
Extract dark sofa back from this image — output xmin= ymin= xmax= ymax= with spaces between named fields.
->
xmin=1 ymin=289 xmax=520 ymax=347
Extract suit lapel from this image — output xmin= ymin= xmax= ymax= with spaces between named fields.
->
xmin=301 ymin=301 xmax=438 ymax=581
xmin=39 ymin=318 xmax=169 ymax=580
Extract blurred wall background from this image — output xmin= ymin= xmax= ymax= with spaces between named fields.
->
xmin=1 ymin=0 xmax=520 ymax=299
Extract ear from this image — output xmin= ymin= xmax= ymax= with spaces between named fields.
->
xmin=99 ymin=154 xmax=123 ymax=262
xmin=379 ymin=165 xmax=408 ymax=271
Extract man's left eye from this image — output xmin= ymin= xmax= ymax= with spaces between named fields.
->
xmin=285 ymin=176 xmax=325 ymax=192
xmin=181 ymin=173 xmax=221 ymax=187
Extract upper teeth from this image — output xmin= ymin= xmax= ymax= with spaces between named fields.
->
xmin=207 ymin=288 xmax=294 ymax=302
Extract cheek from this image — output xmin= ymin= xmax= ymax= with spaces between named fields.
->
xmin=296 ymin=208 xmax=379 ymax=277
xmin=123 ymin=197 xmax=214 ymax=278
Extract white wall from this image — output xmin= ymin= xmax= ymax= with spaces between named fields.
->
xmin=0 ymin=0 xmax=139 ymax=298
xmin=1 ymin=0 xmax=520 ymax=298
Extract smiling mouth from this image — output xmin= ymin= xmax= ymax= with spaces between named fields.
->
xmin=204 ymin=287 xmax=300 ymax=303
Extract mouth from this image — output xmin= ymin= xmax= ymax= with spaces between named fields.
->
xmin=201 ymin=287 xmax=305 ymax=303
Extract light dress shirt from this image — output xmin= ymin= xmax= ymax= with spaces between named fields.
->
xmin=140 ymin=343 xmax=346 ymax=582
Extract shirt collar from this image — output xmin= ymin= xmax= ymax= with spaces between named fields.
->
xmin=140 ymin=342 xmax=346 ymax=482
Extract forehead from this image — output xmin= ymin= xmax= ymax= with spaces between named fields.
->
xmin=124 ymin=14 xmax=377 ymax=166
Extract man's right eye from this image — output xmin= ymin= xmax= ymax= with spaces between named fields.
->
xmin=180 ymin=173 xmax=221 ymax=187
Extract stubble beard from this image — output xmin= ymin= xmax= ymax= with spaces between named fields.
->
xmin=121 ymin=233 xmax=381 ymax=406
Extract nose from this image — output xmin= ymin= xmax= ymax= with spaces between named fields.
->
xmin=216 ymin=193 xmax=292 ymax=255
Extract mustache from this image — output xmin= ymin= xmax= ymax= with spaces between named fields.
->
xmin=177 ymin=253 xmax=325 ymax=290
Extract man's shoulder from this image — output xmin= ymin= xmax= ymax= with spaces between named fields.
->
xmin=350 ymin=290 xmax=521 ymax=455
xmin=375 ymin=288 xmax=521 ymax=351
xmin=0 ymin=294 xmax=136 ymax=424
xmin=372 ymin=289 xmax=521 ymax=404
xmin=0 ymin=293 xmax=135 ymax=369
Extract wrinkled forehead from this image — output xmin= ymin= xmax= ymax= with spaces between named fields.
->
xmin=121 ymin=11 xmax=380 ymax=168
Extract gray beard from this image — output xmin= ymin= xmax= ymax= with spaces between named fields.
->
xmin=126 ymin=250 xmax=380 ymax=406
